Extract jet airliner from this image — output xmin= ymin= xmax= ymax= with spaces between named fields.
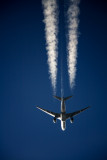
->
xmin=36 ymin=96 xmax=90 ymax=131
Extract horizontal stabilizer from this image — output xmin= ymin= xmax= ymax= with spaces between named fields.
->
xmin=53 ymin=96 xmax=61 ymax=101
xmin=54 ymin=95 xmax=73 ymax=101
xmin=64 ymin=96 xmax=72 ymax=101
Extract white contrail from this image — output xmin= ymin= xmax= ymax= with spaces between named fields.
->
xmin=67 ymin=0 xmax=80 ymax=88
xmin=42 ymin=0 xmax=58 ymax=92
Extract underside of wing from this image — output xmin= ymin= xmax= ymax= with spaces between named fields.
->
xmin=66 ymin=106 xmax=90 ymax=119
xmin=36 ymin=106 xmax=60 ymax=118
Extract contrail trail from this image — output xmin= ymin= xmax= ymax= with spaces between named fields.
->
xmin=67 ymin=0 xmax=80 ymax=88
xmin=42 ymin=0 xmax=58 ymax=93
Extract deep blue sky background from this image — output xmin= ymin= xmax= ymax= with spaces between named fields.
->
xmin=0 ymin=0 xmax=107 ymax=160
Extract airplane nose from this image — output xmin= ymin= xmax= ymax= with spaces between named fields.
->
xmin=62 ymin=128 xmax=65 ymax=131
xmin=61 ymin=121 xmax=66 ymax=131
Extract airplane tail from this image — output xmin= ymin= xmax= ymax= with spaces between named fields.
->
xmin=54 ymin=96 xmax=72 ymax=101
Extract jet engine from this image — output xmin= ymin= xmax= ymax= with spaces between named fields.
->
xmin=70 ymin=117 xmax=74 ymax=123
xmin=53 ymin=117 xmax=57 ymax=123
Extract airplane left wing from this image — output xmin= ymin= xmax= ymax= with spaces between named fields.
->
xmin=66 ymin=106 xmax=90 ymax=119
xmin=36 ymin=106 xmax=60 ymax=118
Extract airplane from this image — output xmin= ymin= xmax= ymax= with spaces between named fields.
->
xmin=36 ymin=96 xmax=90 ymax=131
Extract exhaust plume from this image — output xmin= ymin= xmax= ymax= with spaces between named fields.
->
xmin=42 ymin=0 xmax=58 ymax=92
xmin=67 ymin=0 xmax=80 ymax=88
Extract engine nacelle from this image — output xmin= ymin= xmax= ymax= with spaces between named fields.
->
xmin=70 ymin=117 xmax=74 ymax=123
xmin=53 ymin=117 xmax=57 ymax=123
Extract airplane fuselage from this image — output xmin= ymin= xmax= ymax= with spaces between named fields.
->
xmin=60 ymin=98 xmax=66 ymax=131
xmin=61 ymin=98 xmax=66 ymax=112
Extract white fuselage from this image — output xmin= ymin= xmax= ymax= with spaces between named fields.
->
xmin=60 ymin=99 xmax=66 ymax=131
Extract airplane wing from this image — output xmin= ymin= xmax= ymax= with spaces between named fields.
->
xmin=36 ymin=106 xmax=60 ymax=118
xmin=66 ymin=106 xmax=90 ymax=119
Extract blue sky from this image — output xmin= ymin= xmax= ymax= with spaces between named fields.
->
xmin=0 ymin=0 xmax=107 ymax=160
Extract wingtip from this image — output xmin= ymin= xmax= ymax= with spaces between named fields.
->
xmin=84 ymin=106 xmax=90 ymax=110
xmin=36 ymin=106 xmax=39 ymax=109
xmin=34 ymin=105 xmax=37 ymax=108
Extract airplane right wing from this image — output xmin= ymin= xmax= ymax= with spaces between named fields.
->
xmin=66 ymin=106 xmax=90 ymax=119
xmin=36 ymin=106 xmax=60 ymax=118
